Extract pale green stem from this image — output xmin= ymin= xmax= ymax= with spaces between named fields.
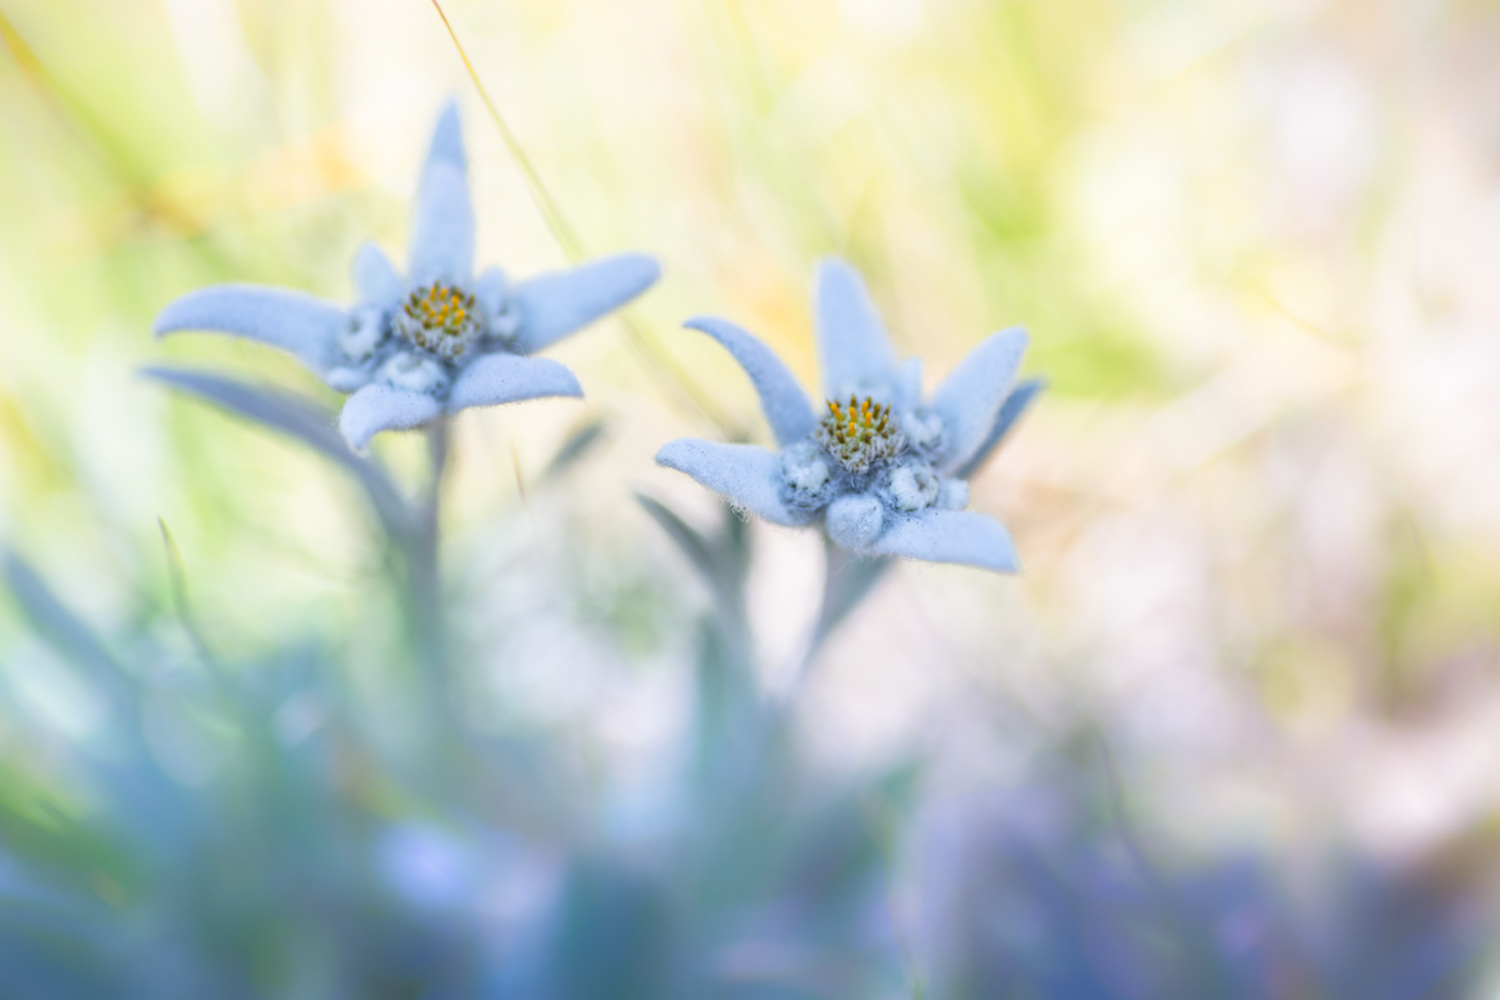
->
xmin=400 ymin=417 xmax=452 ymax=730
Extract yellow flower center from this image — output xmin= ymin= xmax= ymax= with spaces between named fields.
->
xmin=397 ymin=283 xmax=482 ymax=360
xmin=819 ymin=394 xmax=905 ymax=474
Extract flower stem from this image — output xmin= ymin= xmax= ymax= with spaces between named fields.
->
xmin=785 ymin=539 xmax=891 ymax=699
xmin=402 ymin=417 xmax=451 ymax=724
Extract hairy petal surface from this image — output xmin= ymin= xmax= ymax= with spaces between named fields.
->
xmin=826 ymin=494 xmax=885 ymax=550
xmin=153 ymin=285 xmax=345 ymax=375
xmin=685 ymin=316 xmax=815 ymax=446
xmin=893 ymin=357 xmax=923 ymax=408
xmin=473 ymin=266 xmax=508 ymax=315
xmin=447 ymin=353 xmax=582 ymax=413
xmin=408 ymin=103 xmax=474 ymax=285
xmin=869 ymin=510 xmax=1019 ymax=573
xmin=655 ymin=439 xmax=807 ymax=527
xmin=511 ymin=254 xmax=660 ymax=354
xmin=955 ymin=377 xmax=1045 ymax=480
xmin=339 ymin=384 xmax=443 ymax=451
xmin=425 ymin=99 xmax=467 ymax=174
xmin=814 ymin=257 xmax=899 ymax=398
xmin=928 ymin=327 xmax=1028 ymax=474
xmin=352 ymin=241 xmax=404 ymax=307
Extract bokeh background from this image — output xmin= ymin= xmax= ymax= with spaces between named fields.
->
xmin=3 ymin=0 xmax=1500 ymax=996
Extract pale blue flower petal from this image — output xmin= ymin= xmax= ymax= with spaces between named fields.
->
xmin=955 ymin=377 xmax=1044 ymax=479
xmin=655 ymin=439 xmax=807 ymax=527
xmin=446 ymin=352 xmax=582 ymax=414
xmin=869 ymin=510 xmax=1019 ymax=573
xmin=424 ymin=99 xmax=467 ymax=174
xmin=473 ymin=265 xmax=508 ymax=315
xmin=352 ymin=241 xmax=404 ymax=307
xmin=153 ymin=284 xmax=345 ymax=376
xmin=814 ymin=257 xmax=899 ymax=399
xmin=928 ymin=327 xmax=1028 ymax=474
xmin=894 ymin=357 xmax=923 ymax=407
xmin=826 ymin=494 xmax=884 ymax=550
xmin=408 ymin=103 xmax=474 ymax=285
xmin=685 ymin=316 xmax=816 ymax=447
xmin=339 ymin=383 xmax=443 ymax=451
xmin=511 ymin=253 xmax=661 ymax=354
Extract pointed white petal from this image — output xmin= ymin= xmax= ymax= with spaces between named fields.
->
xmin=685 ymin=316 xmax=815 ymax=447
xmin=511 ymin=253 xmax=660 ymax=354
xmin=153 ymin=284 xmax=345 ymax=376
xmin=408 ymin=103 xmax=473 ymax=285
xmin=869 ymin=510 xmax=1019 ymax=573
xmin=338 ymin=383 xmax=442 ymax=451
xmin=929 ymin=327 xmax=1028 ymax=474
xmin=425 ymin=100 xmax=466 ymax=173
xmin=954 ymin=377 xmax=1044 ymax=479
xmin=446 ymin=353 xmax=582 ymax=413
xmin=655 ymin=439 xmax=807 ymax=527
xmin=893 ymin=357 xmax=923 ymax=408
xmin=352 ymin=241 xmax=404 ymax=306
xmin=814 ymin=257 xmax=899 ymax=399
xmin=473 ymin=265 xmax=508 ymax=315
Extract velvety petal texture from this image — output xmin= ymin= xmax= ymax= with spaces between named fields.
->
xmin=340 ymin=384 xmax=444 ymax=451
xmin=655 ymin=440 xmax=806 ymax=527
xmin=472 ymin=266 xmax=508 ymax=316
xmin=511 ymin=254 xmax=661 ymax=354
xmin=955 ymin=377 xmax=1044 ymax=480
xmin=814 ymin=258 xmax=899 ymax=398
xmin=685 ymin=317 xmax=816 ymax=447
xmin=352 ymin=242 xmax=404 ymax=307
xmin=446 ymin=353 xmax=582 ymax=413
xmin=869 ymin=511 xmax=1019 ymax=573
xmin=407 ymin=103 xmax=474 ymax=285
xmin=153 ymin=285 xmax=346 ymax=376
xmin=893 ymin=358 xmax=923 ymax=408
xmin=929 ymin=327 xmax=1028 ymax=474
xmin=827 ymin=494 xmax=884 ymax=550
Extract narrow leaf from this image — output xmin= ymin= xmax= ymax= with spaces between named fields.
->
xmin=542 ymin=419 xmax=609 ymax=482
xmin=635 ymin=494 xmax=725 ymax=594
xmin=142 ymin=367 xmax=412 ymax=535
xmin=1 ymin=550 xmax=126 ymax=692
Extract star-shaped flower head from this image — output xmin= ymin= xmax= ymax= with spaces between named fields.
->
xmin=154 ymin=103 xmax=660 ymax=450
xmin=656 ymin=259 xmax=1039 ymax=573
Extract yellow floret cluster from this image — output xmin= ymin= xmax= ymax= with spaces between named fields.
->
xmin=397 ymin=283 xmax=482 ymax=361
xmin=818 ymin=394 xmax=906 ymax=474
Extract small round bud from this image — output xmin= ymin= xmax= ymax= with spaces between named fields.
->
xmin=325 ymin=366 xmax=371 ymax=393
xmin=781 ymin=440 xmax=831 ymax=493
xmin=882 ymin=463 xmax=940 ymax=512
xmin=900 ymin=407 xmax=946 ymax=453
xmin=937 ymin=478 xmax=970 ymax=511
xmin=490 ymin=299 xmax=522 ymax=341
xmin=826 ymin=494 xmax=884 ymax=549
xmin=377 ymin=351 xmax=450 ymax=395
xmin=341 ymin=306 xmax=387 ymax=362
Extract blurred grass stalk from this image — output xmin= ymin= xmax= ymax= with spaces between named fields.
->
xmin=430 ymin=0 xmax=738 ymax=438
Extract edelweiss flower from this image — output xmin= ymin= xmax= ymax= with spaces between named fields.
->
xmin=153 ymin=103 xmax=660 ymax=450
xmin=656 ymin=259 xmax=1037 ymax=572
